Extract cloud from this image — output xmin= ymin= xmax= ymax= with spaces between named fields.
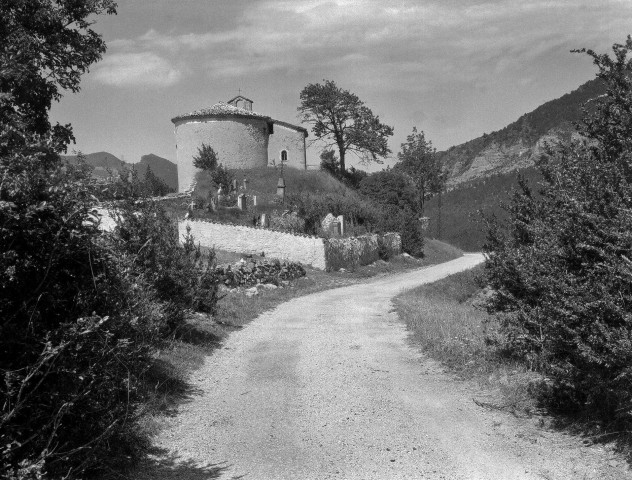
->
xmin=97 ymin=0 xmax=632 ymax=94
xmin=92 ymin=52 xmax=183 ymax=87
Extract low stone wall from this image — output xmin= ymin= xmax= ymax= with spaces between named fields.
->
xmin=179 ymin=220 xmax=327 ymax=270
xmin=379 ymin=232 xmax=402 ymax=258
xmin=324 ymin=234 xmax=380 ymax=271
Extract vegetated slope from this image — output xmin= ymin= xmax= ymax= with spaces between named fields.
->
xmin=438 ymin=78 xmax=604 ymax=187
xmin=62 ymin=151 xmax=177 ymax=189
xmin=194 ymin=166 xmax=353 ymax=200
xmin=424 ymin=167 xmax=543 ymax=251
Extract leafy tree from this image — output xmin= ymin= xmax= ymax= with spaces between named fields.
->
xmin=192 ymin=143 xmax=219 ymax=171
xmin=320 ymin=149 xmax=339 ymax=176
xmin=298 ymin=79 xmax=394 ymax=173
xmin=483 ymin=36 xmax=632 ymax=424
xmin=395 ymin=127 xmax=446 ymax=212
xmin=1 ymin=0 xmax=117 ymax=148
xmin=144 ymin=164 xmax=173 ymax=196
xmin=358 ymin=170 xmax=417 ymax=213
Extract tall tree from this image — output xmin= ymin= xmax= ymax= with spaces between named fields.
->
xmin=396 ymin=127 xmax=445 ymax=213
xmin=0 ymin=0 xmax=117 ymax=150
xmin=298 ymin=80 xmax=394 ymax=173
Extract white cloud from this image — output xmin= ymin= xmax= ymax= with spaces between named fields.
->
xmin=92 ymin=52 xmax=183 ymax=87
xmin=97 ymin=0 xmax=632 ymax=91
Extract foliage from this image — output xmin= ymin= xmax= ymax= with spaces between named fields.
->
xmin=144 ymin=165 xmax=173 ymax=196
xmin=423 ymin=167 xmax=543 ymax=251
xmin=112 ymin=200 xmax=220 ymax=332
xmin=483 ymin=36 xmax=632 ymax=423
xmin=320 ymin=149 xmax=339 ymax=176
xmin=358 ymin=170 xmax=425 ymax=256
xmin=0 ymin=125 xmax=161 ymax=479
xmin=320 ymin=150 xmax=368 ymax=189
xmin=286 ymin=191 xmax=381 ymax=235
xmin=192 ymin=143 xmax=219 ymax=171
xmin=210 ymin=163 xmax=234 ymax=191
xmin=269 ymin=211 xmax=306 ymax=233
xmin=358 ymin=169 xmax=418 ymax=213
xmin=395 ymin=127 xmax=446 ymax=212
xmin=215 ymin=259 xmax=305 ymax=288
xmin=0 ymin=0 xmax=117 ymax=146
xmin=298 ymin=79 xmax=394 ymax=173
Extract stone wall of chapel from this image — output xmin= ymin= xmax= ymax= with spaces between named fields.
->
xmin=174 ymin=116 xmax=270 ymax=192
xmin=267 ymin=124 xmax=307 ymax=170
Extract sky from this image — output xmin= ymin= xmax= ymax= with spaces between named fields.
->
xmin=50 ymin=0 xmax=632 ymax=170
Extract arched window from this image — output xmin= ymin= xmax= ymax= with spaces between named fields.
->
xmin=281 ymin=150 xmax=288 ymax=163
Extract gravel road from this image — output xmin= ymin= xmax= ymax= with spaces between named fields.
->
xmin=148 ymin=254 xmax=630 ymax=480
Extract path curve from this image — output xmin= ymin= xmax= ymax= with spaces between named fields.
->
xmin=151 ymin=254 xmax=629 ymax=480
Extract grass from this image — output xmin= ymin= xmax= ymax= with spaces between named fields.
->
xmin=141 ymin=238 xmax=463 ymax=434
xmin=393 ymin=264 xmax=541 ymax=416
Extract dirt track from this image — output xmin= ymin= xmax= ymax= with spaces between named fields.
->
xmin=149 ymin=254 xmax=630 ymax=479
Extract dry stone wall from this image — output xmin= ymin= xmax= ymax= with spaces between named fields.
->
xmin=179 ymin=220 xmax=327 ymax=270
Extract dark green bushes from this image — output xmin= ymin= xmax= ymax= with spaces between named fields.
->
xmin=112 ymin=199 xmax=219 ymax=332
xmin=0 ymin=132 xmax=162 ymax=478
xmin=483 ymin=37 xmax=632 ymax=425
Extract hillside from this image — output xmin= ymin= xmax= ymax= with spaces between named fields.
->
xmin=439 ymin=78 xmax=604 ymax=187
xmin=62 ymin=151 xmax=177 ymax=189
xmin=134 ymin=154 xmax=178 ymax=191
xmin=424 ymin=167 xmax=543 ymax=251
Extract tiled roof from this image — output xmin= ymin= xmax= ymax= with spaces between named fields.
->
xmin=172 ymin=102 xmax=271 ymax=123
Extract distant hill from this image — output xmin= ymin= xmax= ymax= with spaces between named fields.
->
xmin=62 ymin=151 xmax=177 ymax=189
xmin=439 ymin=78 xmax=605 ymax=187
xmin=134 ymin=154 xmax=178 ymax=191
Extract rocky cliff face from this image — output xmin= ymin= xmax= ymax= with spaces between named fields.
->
xmin=439 ymin=78 xmax=604 ymax=187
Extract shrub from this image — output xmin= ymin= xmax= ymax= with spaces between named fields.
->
xmin=192 ymin=143 xmax=218 ymax=171
xmin=483 ymin=37 xmax=632 ymax=424
xmin=269 ymin=210 xmax=305 ymax=233
xmin=0 ymin=130 xmax=161 ymax=478
xmin=111 ymin=200 xmax=220 ymax=332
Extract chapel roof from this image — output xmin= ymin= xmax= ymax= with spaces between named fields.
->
xmin=171 ymin=102 xmax=272 ymax=123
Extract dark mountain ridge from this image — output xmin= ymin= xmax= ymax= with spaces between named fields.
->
xmin=62 ymin=152 xmax=177 ymax=190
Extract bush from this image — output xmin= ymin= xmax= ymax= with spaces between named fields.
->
xmin=111 ymin=200 xmax=220 ymax=332
xmin=0 ymin=131 xmax=162 ymax=478
xmin=483 ymin=37 xmax=632 ymax=424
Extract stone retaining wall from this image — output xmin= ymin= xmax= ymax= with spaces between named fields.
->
xmin=180 ymin=219 xmax=402 ymax=271
xmin=179 ymin=220 xmax=327 ymax=270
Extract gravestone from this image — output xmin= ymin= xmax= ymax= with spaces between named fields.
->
xmin=336 ymin=215 xmax=345 ymax=236
xmin=243 ymin=177 xmax=249 ymax=190
xmin=260 ymin=213 xmax=269 ymax=227
xmin=237 ymin=194 xmax=246 ymax=210
xmin=321 ymin=213 xmax=336 ymax=233
xmin=252 ymin=195 xmax=257 ymax=207
xmin=231 ymin=179 xmax=238 ymax=192
xmin=331 ymin=220 xmax=341 ymax=236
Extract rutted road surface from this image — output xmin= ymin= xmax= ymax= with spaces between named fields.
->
xmin=150 ymin=254 xmax=629 ymax=479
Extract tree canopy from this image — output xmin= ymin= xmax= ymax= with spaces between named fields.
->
xmin=0 ymin=0 xmax=117 ymax=149
xmin=298 ymin=80 xmax=394 ymax=173
xmin=395 ymin=127 xmax=445 ymax=212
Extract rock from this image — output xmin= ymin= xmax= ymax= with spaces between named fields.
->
xmin=260 ymin=283 xmax=278 ymax=290
xmin=245 ymin=287 xmax=258 ymax=297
